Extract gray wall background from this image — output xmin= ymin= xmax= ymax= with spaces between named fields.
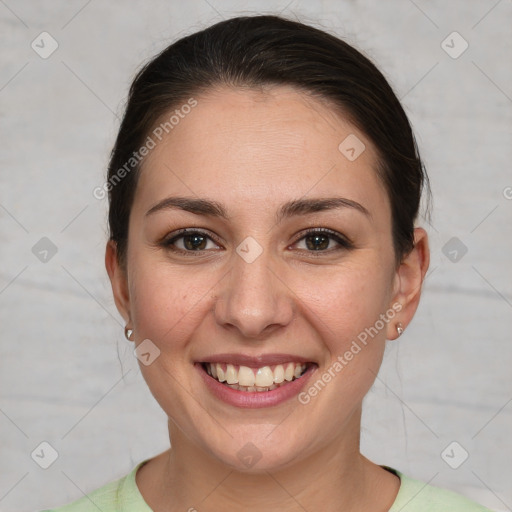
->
xmin=1 ymin=1 xmax=511 ymax=511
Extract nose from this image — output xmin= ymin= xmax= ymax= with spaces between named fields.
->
xmin=213 ymin=247 xmax=294 ymax=339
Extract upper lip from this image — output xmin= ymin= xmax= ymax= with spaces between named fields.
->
xmin=197 ymin=353 xmax=315 ymax=367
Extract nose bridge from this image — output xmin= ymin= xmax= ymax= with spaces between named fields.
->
xmin=214 ymin=242 xmax=293 ymax=337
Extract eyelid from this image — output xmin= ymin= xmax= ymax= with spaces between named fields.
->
xmin=157 ymin=228 xmax=222 ymax=258
xmin=291 ymin=227 xmax=354 ymax=250
xmin=294 ymin=228 xmax=352 ymax=245
xmin=162 ymin=228 xmax=224 ymax=250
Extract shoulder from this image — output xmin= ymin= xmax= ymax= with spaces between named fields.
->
xmin=40 ymin=460 xmax=152 ymax=512
xmin=386 ymin=467 xmax=495 ymax=512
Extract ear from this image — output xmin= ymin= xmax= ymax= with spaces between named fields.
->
xmin=105 ymin=240 xmax=131 ymax=325
xmin=386 ymin=227 xmax=430 ymax=340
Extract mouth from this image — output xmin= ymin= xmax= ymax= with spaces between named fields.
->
xmin=199 ymin=361 xmax=314 ymax=393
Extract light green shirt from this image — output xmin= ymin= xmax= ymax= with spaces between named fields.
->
xmin=42 ymin=460 xmax=494 ymax=511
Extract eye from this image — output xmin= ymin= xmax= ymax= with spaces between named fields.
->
xmin=163 ymin=229 xmax=222 ymax=252
xmin=293 ymin=228 xmax=353 ymax=253
xmin=161 ymin=227 xmax=352 ymax=255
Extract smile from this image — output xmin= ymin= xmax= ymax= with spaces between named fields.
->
xmin=201 ymin=362 xmax=310 ymax=392
xmin=196 ymin=353 xmax=317 ymax=408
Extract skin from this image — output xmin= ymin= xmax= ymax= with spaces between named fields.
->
xmin=106 ymin=85 xmax=429 ymax=512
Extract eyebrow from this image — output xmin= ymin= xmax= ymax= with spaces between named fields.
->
xmin=145 ymin=196 xmax=371 ymax=221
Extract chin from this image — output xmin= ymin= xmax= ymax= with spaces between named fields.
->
xmin=202 ymin=426 xmax=309 ymax=473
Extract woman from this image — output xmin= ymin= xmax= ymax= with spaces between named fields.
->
xmin=45 ymin=14 xmax=493 ymax=512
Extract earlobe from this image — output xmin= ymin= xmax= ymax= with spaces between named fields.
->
xmin=386 ymin=227 xmax=430 ymax=340
xmin=105 ymin=240 xmax=131 ymax=324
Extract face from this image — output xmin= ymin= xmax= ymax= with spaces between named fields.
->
xmin=107 ymin=85 xmax=425 ymax=471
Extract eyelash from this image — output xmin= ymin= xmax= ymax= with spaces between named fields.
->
xmin=161 ymin=227 xmax=353 ymax=257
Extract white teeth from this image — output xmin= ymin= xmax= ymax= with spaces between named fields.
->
xmin=255 ymin=366 xmax=274 ymax=387
xmin=273 ymin=364 xmax=285 ymax=383
xmin=225 ymin=364 xmax=237 ymax=384
xmin=238 ymin=366 xmax=256 ymax=387
xmin=284 ymin=362 xmax=295 ymax=381
xmin=207 ymin=361 xmax=308 ymax=390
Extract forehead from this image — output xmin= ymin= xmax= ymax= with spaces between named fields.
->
xmin=133 ymin=85 xmax=389 ymax=220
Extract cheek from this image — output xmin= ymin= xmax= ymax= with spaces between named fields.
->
xmin=288 ymin=263 xmax=391 ymax=416
xmin=128 ymin=257 xmax=214 ymax=351
xmin=289 ymin=259 xmax=392 ymax=352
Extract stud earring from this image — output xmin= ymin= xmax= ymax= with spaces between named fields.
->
xmin=396 ymin=322 xmax=404 ymax=337
xmin=124 ymin=326 xmax=134 ymax=341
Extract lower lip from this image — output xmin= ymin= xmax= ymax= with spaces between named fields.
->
xmin=195 ymin=363 xmax=317 ymax=409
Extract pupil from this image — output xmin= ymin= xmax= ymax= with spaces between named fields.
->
xmin=306 ymin=234 xmax=329 ymax=250
xmin=184 ymin=234 xmax=206 ymax=250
